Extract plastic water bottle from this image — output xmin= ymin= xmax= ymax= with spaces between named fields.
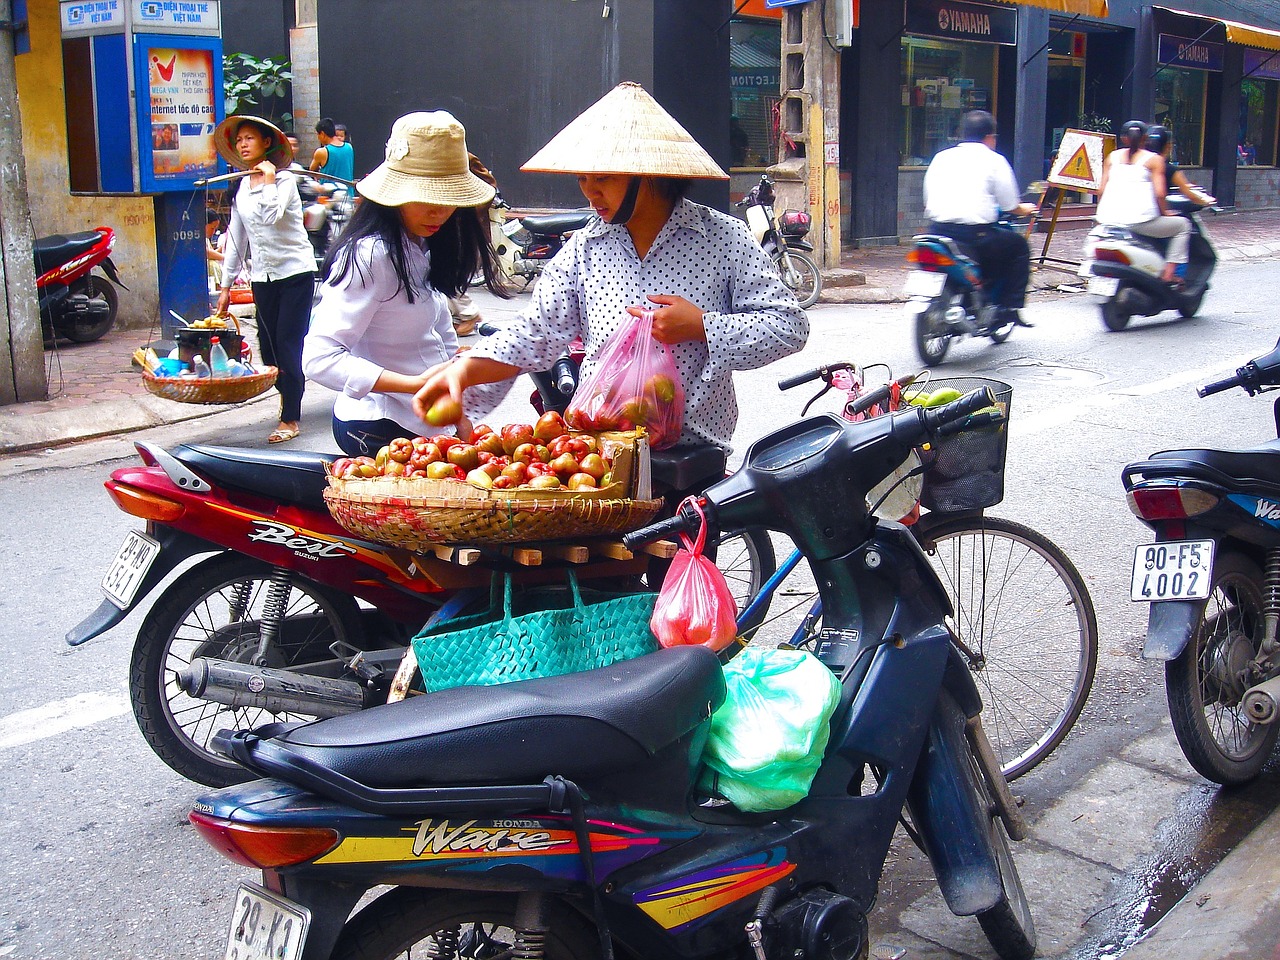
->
xmin=193 ymin=354 xmax=212 ymax=378
xmin=209 ymin=337 xmax=230 ymax=378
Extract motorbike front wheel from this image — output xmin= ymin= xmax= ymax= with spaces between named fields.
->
xmin=129 ymin=552 xmax=371 ymax=786
xmin=1166 ymin=552 xmax=1278 ymax=785
xmin=915 ymin=296 xmax=953 ymax=365
xmin=331 ymin=890 xmax=599 ymax=960
xmin=60 ymin=274 xmax=119 ymax=343
xmin=773 ymin=250 xmax=822 ymax=308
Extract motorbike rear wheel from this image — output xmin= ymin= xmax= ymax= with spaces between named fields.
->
xmin=129 ymin=553 xmax=372 ymax=787
xmin=1100 ymin=296 xmax=1133 ymax=332
xmin=331 ymin=890 xmax=598 ymax=960
xmin=915 ymin=296 xmax=953 ymax=365
xmin=1166 ymin=552 xmax=1278 ymax=785
xmin=60 ymin=274 xmax=119 ymax=343
xmin=773 ymin=249 xmax=822 ymax=308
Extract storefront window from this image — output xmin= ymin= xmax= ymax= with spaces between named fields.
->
xmin=1240 ymin=77 xmax=1278 ymax=166
xmin=900 ymin=37 xmax=997 ymax=166
xmin=730 ymin=19 xmax=782 ymax=169
xmin=1154 ymin=68 xmax=1207 ymax=166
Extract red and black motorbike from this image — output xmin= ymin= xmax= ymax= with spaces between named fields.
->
xmin=69 ymin=435 xmax=774 ymax=788
xmin=36 ymin=225 xmax=127 ymax=344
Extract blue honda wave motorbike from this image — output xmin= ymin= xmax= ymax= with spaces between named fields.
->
xmin=187 ymin=389 xmax=1036 ymax=960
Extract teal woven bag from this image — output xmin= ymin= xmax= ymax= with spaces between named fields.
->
xmin=410 ymin=571 xmax=660 ymax=692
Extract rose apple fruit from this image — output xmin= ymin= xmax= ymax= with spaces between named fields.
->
xmin=501 ymin=423 xmax=535 ymax=455
xmin=466 ymin=468 xmax=494 ymax=489
xmin=534 ymin=411 xmax=568 ymax=443
xmin=425 ymin=461 xmax=456 ymax=480
xmin=550 ymin=453 xmax=580 ymax=477
xmin=578 ymin=453 xmax=607 ymax=481
xmin=567 ymin=473 xmax=598 ymax=490
xmin=529 ymin=475 xmax=562 ymax=489
xmin=446 ymin=443 xmax=480 ymax=471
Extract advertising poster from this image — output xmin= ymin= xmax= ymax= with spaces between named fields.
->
xmin=145 ymin=45 xmax=217 ymax=181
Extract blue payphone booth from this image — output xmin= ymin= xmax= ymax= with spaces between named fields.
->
xmin=59 ymin=0 xmax=224 ymax=338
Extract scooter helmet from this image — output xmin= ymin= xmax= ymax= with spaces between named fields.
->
xmin=1146 ymin=125 xmax=1171 ymax=156
xmin=1118 ymin=119 xmax=1149 ymax=152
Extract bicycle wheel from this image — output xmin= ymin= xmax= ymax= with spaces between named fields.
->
xmin=914 ymin=514 xmax=1098 ymax=779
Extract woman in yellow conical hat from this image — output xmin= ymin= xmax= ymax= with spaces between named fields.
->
xmin=412 ymin=82 xmax=809 ymax=456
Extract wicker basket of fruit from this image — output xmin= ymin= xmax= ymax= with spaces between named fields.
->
xmin=322 ymin=414 xmax=662 ymax=549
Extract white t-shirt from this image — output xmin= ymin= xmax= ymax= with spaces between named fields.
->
xmin=924 ymin=142 xmax=1022 ymax=225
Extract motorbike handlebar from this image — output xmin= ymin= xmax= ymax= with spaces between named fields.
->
xmin=623 ymin=505 xmax=703 ymax=551
xmin=847 ymin=372 xmax=921 ymax=417
xmin=777 ymin=363 xmax=854 ymax=391
xmin=1197 ymin=372 xmax=1242 ymax=398
xmin=924 ymin=387 xmax=999 ymax=435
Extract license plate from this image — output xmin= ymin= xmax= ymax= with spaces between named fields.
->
xmin=501 ymin=219 xmax=524 ymax=237
xmin=1087 ymin=276 xmax=1119 ymax=297
xmin=1131 ymin=540 xmax=1215 ymax=602
xmin=101 ymin=531 xmax=160 ymax=609
xmin=904 ymin=271 xmax=946 ymax=298
xmin=223 ymin=883 xmax=310 ymax=960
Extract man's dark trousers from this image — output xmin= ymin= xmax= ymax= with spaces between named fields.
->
xmin=928 ymin=221 xmax=1030 ymax=310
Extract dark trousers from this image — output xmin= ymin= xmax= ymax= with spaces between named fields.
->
xmin=252 ymin=271 xmax=314 ymax=422
xmin=333 ymin=415 xmax=415 ymax=457
xmin=928 ymin=221 xmax=1030 ymax=310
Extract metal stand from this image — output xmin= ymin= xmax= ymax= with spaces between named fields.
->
xmin=1033 ymin=185 xmax=1083 ymax=269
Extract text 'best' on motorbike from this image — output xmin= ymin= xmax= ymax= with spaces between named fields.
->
xmin=35 ymin=224 xmax=127 ymax=345
xmin=901 ymin=210 xmax=1036 ymax=366
xmin=1080 ymin=192 xmax=1219 ymax=332
xmin=1123 ymin=339 xmax=1280 ymax=786
xmin=189 ymin=385 xmax=1037 ymax=960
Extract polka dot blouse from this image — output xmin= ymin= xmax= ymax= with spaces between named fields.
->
xmin=468 ymin=198 xmax=809 ymax=451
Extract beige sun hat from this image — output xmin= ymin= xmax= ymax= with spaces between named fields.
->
xmin=214 ymin=115 xmax=294 ymax=171
xmin=357 ymin=112 xmax=496 ymax=207
xmin=522 ymin=82 xmax=728 ymax=180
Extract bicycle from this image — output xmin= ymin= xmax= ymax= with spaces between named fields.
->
xmin=731 ymin=361 xmax=1098 ymax=780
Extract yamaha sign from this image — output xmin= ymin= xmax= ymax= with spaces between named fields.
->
xmin=906 ymin=0 xmax=1018 ymax=46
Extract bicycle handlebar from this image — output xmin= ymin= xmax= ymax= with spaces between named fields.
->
xmin=777 ymin=363 xmax=854 ymax=392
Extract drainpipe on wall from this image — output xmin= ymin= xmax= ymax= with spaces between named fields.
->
xmin=0 ymin=0 xmax=46 ymax=404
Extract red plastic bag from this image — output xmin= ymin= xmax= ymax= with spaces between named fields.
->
xmin=650 ymin=499 xmax=739 ymax=652
xmin=565 ymin=309 xmax=685 ymax=449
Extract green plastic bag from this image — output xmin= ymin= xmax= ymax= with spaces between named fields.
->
xmin=701 ymin=649 xmax=841 ymax=812
xmin=411 ymin=571 xmax=660 ymax=693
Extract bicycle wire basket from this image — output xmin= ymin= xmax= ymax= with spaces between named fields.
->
xmin=908 ymin=376 xmax=1012 ymax=513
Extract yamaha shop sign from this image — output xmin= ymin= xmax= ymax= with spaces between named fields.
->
xmin=906 ymin=0 xmax=1018 ymax=46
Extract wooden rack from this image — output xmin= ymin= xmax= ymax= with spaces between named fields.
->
xmin=425 ymin=537 xmax=679 ymax=568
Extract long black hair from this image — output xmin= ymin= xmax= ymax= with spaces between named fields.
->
xmin=1119 ymin=119 xmax=1148 ymax=163
xmin=322 ymin=198 xmax=509 ymax=302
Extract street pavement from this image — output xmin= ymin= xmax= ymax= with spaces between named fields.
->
xmin=5 ymin=207 xmax=1280 ymax=958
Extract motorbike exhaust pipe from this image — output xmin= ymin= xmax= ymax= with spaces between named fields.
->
xmin=1242 ymin=675 xmax=1280 ymax=724
xmin=176 ymin=657 xmax=370 ymax=718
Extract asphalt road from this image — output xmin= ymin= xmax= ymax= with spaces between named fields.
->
xmin=2 ymin=258 xmax=1279 ymax=959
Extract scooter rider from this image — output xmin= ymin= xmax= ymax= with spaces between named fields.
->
xmin=924 ymin=109 xmax=1036 ymax=328
xmin=412 ymin=81 xmax=808 ymax=454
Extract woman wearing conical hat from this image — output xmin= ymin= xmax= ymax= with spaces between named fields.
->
xmin=413 ymin=82 xmax=808 ymax=454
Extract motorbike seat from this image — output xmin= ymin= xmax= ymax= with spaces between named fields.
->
xmin=225 ymin=646 xmax=726 ymax=798
xmin=174 ymin=444 xmax=332 ymax=511
xmin=1147 ymin=439 xmax=1280 ymax=490
xmin=912 ymin=234 xmax=978 ymax=266
xmin=34 ymin=231 xmax=102 ymax=274
xmin=520 ymin=210 xmax=594 ymax=235
xmin=651 ymin=444 xmax=726 ymax=492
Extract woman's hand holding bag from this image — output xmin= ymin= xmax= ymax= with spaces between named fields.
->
xmin=565 ymin=309 xmax=685 ymax=449
xmin=649 ymin=498 xmax=739 ymax=652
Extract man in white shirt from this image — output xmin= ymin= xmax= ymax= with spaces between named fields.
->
xmin=924 ymin=110 xmax=1037 ymax=328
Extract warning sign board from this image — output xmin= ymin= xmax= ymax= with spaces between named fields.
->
xmin=1048 ymin=129 xmax=1114 ymax=192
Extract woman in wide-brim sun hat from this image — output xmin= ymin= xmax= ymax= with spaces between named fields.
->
xmin=413 ymin=81 xmax=809 ymax=459
xmin=213 ymin=114 xmax=314 ymax=444
xmin=303 ymin=111 xmax=510 ymax=457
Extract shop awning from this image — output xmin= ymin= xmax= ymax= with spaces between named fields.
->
xmin=1155 ymin=7 xmax=1280 ymax=51
xmin=1005 ymin=0 xmax=1108 ymax=18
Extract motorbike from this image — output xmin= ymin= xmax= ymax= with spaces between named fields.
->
xmin=69 ymin=430 xmax=775 ymax=788
xmin=736 ymin=174 xmax=822 ymax=309
xmin=1122 ymin=338 xmax=1280 ymax=785
xmin=35 ymin=225 xmax=127 ymax=344
xmin=903 ymin=219 xmax=1032 ymax=366
xmin=491 ymin=189 xmax=593 ymax=284
xmin=299 ymin=174 xmax=356 ymax=271
xmin=189 ymin=386 xmax=1036 ymax=960
xmin=1080 ymin=194 xmax=1218 ymax=332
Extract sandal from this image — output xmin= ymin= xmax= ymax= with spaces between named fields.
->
xmin=268 ymin=424 xmax=300 ymax=444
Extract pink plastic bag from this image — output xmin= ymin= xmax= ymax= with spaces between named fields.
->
xmin=650 ymin=499 xmax=738 ymax=652
xmin=564 ymin=309 xmax=685 ymax=449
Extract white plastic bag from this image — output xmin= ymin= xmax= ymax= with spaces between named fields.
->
xmin=701 ymin=649 xmax=841 ymax=812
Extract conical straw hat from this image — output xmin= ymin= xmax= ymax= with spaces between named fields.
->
xmin=522 ymin=82 xmax=728 ymax=180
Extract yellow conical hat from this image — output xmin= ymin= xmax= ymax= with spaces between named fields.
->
xmin=522 ymin=82 xmax=728 ymax=180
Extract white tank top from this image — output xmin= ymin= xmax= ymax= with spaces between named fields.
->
xmin=1096 ymin=155 xmax=1159 ymax=225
